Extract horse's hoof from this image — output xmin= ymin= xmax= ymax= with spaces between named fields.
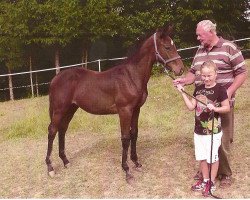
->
xmin=64 ymin=162 xmax=71 ymax=168
xmin=134 ymin=165 xmax=143 ymax=172
xmin=126 ymin=172 xmax=134 ymax=184
xmin=133 ymin=162 xmax=142 ymax=171
xmin=48 ymin=170 xmax=55 ymax=178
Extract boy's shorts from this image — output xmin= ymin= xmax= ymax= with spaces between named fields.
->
xmin=194 ymin=132 xmax=223 ymax=163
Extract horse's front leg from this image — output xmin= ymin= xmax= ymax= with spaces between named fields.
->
xmin=118 ymin=107 xmax=133 ymax=183
xmin=130 ymin=107 xmax=142 ymax=170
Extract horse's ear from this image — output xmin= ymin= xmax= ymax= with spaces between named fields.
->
xmin=159 ymin=22 xmax=174 ymax=38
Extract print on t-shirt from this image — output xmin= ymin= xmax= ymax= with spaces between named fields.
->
xmin=193 ymin=84 xmax=228 ymax=135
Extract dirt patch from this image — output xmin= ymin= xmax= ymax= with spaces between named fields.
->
xmin=0 ymin=63 xmax=249 ymax=198
xmin=0 ymin=128 xmax=249 ymax=198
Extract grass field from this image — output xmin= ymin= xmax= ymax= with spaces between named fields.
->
xmin=0 ymin=60 xmax=249 ymax=198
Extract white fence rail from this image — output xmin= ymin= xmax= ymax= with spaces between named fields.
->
xmin=0 ymin=37 xmax=249 ymax=100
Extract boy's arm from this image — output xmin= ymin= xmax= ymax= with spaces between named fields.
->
xmin=177 ymin=85 xmax=197 ymax=111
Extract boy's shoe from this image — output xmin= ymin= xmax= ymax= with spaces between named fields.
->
xmin=193 ymin=171 xmax=203 ymax=180
xmin=202 ymin=180 xmax=216 ymax=197
xmin=191 ymin=179 xmax=206 ymax=191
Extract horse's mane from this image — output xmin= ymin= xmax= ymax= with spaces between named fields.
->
xmin=114 ymin=30 xmax=155 ymax=66
xmin=126 ymin=30 xmax=155 ymax=58
xmin=118 ymin=22 xmax=174 ymax=65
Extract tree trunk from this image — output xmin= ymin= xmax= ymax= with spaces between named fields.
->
xmin=29 ymin=55 xmax=34 ymax=97
xmin=55 ymin=48 xmax=60 ymax=74
xmin=81 ymin=48 xmax=88 ymax=68
xmin=7 ymin=67 xmax=14 ymax=101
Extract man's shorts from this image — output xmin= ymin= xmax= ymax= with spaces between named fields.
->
xmin=194 ymin=132 xmax=223 ymax=163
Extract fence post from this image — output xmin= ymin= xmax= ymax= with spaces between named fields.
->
xmin=7 ymin=68 xmax=14 ymax=100
xmin=35 ymin=73 xmax=39 ymax=97
xmin=30 ymin=71 xmax=34 ymax=98
xmin=29 ymin=56 xmax=34 ymax=97
xmin=98 ymin=59 xmax=101 ymax=72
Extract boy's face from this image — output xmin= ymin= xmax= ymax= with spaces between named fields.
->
xmin=201 ymin=67 xmax=217 ymax=87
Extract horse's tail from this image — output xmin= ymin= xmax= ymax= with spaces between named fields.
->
xmin=48 ymin=84 xmax=54 ymax=121
xmin=49 ymin=97 xmax=53 ymax=121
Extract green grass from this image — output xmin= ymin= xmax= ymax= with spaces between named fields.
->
xmin=0 ymin=74 xmax=195 ymax=142
xmin=1 ymin=59 xmax=248 ymax=142
xmin=0 ymin=60 xmax=249 ymax=198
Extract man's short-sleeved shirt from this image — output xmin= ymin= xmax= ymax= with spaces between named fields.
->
xmin=189 ymin=37 xmax=247 ymax=90
xmin=193 ymin=84 xmax=228 ymax=135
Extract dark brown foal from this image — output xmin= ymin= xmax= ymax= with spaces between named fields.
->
xmin=45 ymin=24 xmax=184 ymax=182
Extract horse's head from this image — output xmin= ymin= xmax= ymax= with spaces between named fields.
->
xmin=154 ymin=24 xmax=184 ymax=76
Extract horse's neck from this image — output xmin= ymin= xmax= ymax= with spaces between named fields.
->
xmin=128 ymin=46 xmax=155 ymax=86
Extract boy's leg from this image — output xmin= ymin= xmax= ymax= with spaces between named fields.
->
xmin=200 ymin=160 xmax=209 ymax=180
xmin=191 ymin=161 xmax=207 ymax=191
xmin=204 ymin=132 xmax=222 ymax=182
xmin=192 ymin=134 xmax=207 ymax=191
xmin=210 ymin=160 xmax=219 ymax=183
xmin=202 ymin=132 xmax=222 ymax=196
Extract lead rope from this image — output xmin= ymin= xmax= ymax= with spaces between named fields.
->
xmin=164 ymin=69 xmax=222 ymax=199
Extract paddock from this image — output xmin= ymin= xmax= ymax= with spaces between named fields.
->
xmin=0 ymin=69 xmax=249 ymax=198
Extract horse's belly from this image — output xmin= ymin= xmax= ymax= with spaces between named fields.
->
xmin=78 ymin=101 xmax=118 ymax=115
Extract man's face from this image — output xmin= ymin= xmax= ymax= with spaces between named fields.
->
xmin=196 ymin=25 xmax=213 ymax=48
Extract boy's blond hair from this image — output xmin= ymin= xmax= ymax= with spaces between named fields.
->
xmin=201 ymin=61 xmax=217 ymax=73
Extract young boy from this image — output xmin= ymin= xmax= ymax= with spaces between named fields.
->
xmin=176 ymin=61 xmax=230 ymax=197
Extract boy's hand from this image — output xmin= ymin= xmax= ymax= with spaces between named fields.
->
xmin=207 ymin=103 xmax=216 ymax=111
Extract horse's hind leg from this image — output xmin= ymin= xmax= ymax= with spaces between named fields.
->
xmin=58 ymin=105 xmax=78 ymax=168
xmin=130 ymin=108 xmax=142 ymax=169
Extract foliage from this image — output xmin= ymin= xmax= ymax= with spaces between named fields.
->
xmin=0 ymin=0 xmax=249 ymax=100
xmin=30 ymin=0 xmax=82 ymax=47
xmin=0 ymin=0 xmax=249 ymax=61
xmin=0 ymin=1 xmax=26 ymax=69
xmin=114 ymin=0 xmax=174 ymax=47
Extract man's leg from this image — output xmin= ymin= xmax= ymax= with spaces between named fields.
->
xmin=218 ymin=107 xmax=234 ymax=187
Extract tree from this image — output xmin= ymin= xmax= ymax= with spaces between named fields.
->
xmin=0 ymin=1 xmax=26 ymax=100
xmin=15 ymin=0 xmax=41 ymax=97
xmin=114 ymin=0 xmax=174 ymax=47
xmin=33 ymin=0 xmax=83 ymax=74
xmin=78 ymin=0 xmax=122 ymax=66
xmin=169 ymin=0 xmax=250 ymax=46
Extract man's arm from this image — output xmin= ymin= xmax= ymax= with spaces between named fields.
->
xmin=173 ymin=71 xmax=196 ymax=86
xmin=227 ymin=71 xmax=248 ymax=99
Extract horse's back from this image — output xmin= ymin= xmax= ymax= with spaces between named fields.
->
xmin=49 ymin=67 xmax=119 ymax=114
xmin=49 ymin=65 xmax=146 ymax=115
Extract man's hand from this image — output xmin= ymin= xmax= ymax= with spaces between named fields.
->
xmin=173 ymin=72 xmax=196 ymax=87
xmin=226 ymin=89 xmax=233 ymax=100
xmin=173 ymin=77 xmax=186 ymax=87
